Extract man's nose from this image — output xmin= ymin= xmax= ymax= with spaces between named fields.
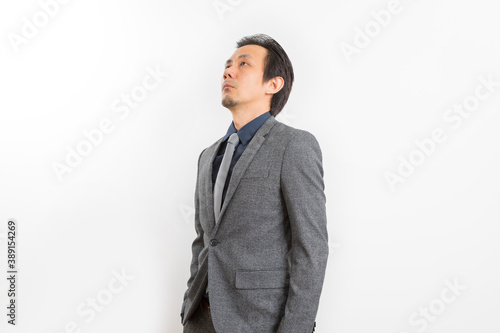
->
xmin=223 ymin=67 xmax=233 ymax=80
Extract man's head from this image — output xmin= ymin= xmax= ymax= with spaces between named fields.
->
xmin=221 ymin=34 xmax=294 ymax=117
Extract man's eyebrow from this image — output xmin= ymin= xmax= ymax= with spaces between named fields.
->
xmin=225 ymin=54 xmax=253 ymax=66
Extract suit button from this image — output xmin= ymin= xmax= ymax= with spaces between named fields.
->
xmin=210 ymin=239 xmax=219 ymax=246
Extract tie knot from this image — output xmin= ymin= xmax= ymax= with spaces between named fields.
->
xmin=228 ymin=132 xmax=239 ymax=145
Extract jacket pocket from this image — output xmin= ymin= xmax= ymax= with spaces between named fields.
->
xmin=235 ymin=269 xmax=289 ymax=289
xmin=241 ymin=164 xmax=270 ymax=179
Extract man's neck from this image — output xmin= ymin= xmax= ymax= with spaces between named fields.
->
xmin=230 ymin=108 xmax=269 ymax=130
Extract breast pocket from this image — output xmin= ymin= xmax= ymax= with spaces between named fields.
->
xmin=241 ymin=167 xmax=270 ymax=179
xmin=235 ymin=269 xmax=289 ymax=289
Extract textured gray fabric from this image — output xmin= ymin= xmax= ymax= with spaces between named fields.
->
xmin=181 ymin=115 xmax=329 ymax=333
xmin=183 ymin=302 xmax=217 ymax=333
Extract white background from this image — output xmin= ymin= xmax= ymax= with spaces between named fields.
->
xmin=1 ymin=0 xmax=499 ymax=332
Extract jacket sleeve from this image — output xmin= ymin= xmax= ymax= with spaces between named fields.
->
xmin=277 ymin=130 xmax=329 ymax=333
xmin=181 ymin=148 xmax=206 ymax=323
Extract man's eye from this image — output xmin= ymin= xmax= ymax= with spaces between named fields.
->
xmin=225 ymin=62 xmax=247 ymax=69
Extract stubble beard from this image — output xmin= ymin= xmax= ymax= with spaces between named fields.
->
xmin=222 ymin=94 xmax=239 ymax=109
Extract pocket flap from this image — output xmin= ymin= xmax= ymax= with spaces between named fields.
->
xmin=241 ymin=168 xmax=269 ymax=179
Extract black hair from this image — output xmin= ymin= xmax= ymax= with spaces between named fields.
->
xmin=236 ymin=33 xmax=294 ymax=117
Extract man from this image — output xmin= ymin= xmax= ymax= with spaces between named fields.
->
xmin=180 ymin=33 xmax=329 ymax=333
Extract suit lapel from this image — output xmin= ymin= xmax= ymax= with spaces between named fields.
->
xmin=203 ymin=115 xmax=278 ymax=237
xmin=203 ymin=136 xmax=223 ymax=237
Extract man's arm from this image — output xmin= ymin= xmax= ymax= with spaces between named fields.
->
xmin=181 ymin=148 xmax=206 ymax=323
xmin=277 ymin=130 xmax=329 ymax=333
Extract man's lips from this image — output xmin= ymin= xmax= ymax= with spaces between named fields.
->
xmin=222 ymin=84 xmax=234 ymax=90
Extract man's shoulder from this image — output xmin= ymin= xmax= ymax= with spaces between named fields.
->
xmin=276 ymin=120 xmax=321 ymax=150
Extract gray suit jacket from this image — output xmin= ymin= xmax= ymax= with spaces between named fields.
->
xmin=181 ymin=115 xmax=329 ymax=332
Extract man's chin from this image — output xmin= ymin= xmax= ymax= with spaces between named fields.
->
xmin=221 ymin=98 xmax=239 ymax=109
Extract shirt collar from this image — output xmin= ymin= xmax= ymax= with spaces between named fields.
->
xmin=222 ymin=111 xmax=271 ymax=146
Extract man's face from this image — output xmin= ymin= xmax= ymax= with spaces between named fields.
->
xmin=221 ymin=44 xmax=268 ymax=110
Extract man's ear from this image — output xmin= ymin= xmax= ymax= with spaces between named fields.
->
xmin=265 ymin=76 xmax=284 ymax=95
